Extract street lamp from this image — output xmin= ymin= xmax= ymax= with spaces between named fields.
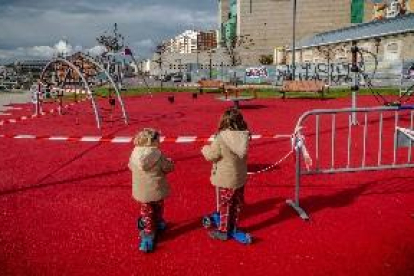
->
xmin=155 ymin=43 xmax=166 ymax=90
xmin=208 ymin=49 xmax=216 ymax=80
xmin=292 ymin=0 xmax=297 ymax=80
xmin=196 ymin=32 xmax=200 ymax=73
xmin=175 ymin=58 xmax=182 ymax=74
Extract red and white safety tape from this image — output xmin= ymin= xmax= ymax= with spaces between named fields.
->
xmin=0 ymin=100 xmax=87 ymax=127
xmin=0 ymin=134 xmax=291 ymax=143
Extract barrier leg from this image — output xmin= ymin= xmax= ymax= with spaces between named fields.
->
xmin=286 ymin=145 xmax=309 ymax=220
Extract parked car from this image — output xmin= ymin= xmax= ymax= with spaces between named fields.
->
xmin=172 ymin=74 xmax=183 ymax=82
xmin=160 ymin=74 xmax=172 ymax=82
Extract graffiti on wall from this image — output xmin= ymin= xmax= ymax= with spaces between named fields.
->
xmin=190 ymin=61 xmax=413 ymax=87
xmin=245 ymin=67 xmax=268 ymax=78
xmin=274 ymin=63 xmax=357 ymax=85
xmin=273 ymin=60 xmax=414 ymax=87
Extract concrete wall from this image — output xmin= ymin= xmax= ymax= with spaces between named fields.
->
xmin=150 ymin=49 xmax=232 ymax=76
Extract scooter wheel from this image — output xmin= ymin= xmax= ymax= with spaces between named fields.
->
xmin=202 ymin=216 xmax=212 ymax=228
xmin=137 ymin=217 xmax=145 ymax=230
xmin=242 ymin=233 xmax=252 ymax=244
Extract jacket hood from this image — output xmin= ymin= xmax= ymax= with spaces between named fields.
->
xmin=219 ymin=130 xmax=249 ymax=158
xmin=130 ymin=147 xmax=161 ymax=171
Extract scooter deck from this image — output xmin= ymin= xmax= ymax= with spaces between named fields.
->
xmin=202 ymin=212 xmax=252 ymax=244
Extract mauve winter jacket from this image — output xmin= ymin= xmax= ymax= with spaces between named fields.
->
xmin=129 ymin=146 xmax=174 ymax=203
xmin=202 ymin=130 xmax=249 ymax=189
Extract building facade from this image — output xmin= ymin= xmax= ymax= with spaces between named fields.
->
xmin=163 ymin=30 xmax=218 ymax=54
xmin=197 ymin=31 xmax=218 ymax=51
xmin=286 ymin=13 xmax=414 ymax=64
xmin=218 ymin=0 xmax=382 ymax=65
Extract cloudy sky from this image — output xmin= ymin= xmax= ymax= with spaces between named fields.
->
xmin=0 ymin=0 xmax=218 ymax=64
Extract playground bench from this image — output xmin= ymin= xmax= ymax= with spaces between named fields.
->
xmin=280 ymin=80 xmax=326 ymax=99
xmin=197 ymin=80 xmax=225 ymax=94
xmin=224 ymin=85 xmax=258 ymax=99
xmin=217 ymin=85 xmax=258 ymax=109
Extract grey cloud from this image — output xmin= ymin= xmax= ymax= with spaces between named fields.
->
xmin=0 ymin=0 xmax=217 ymax=63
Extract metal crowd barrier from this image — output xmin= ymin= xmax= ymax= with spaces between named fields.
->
xmin=286 ymin=105 xmax=414 ymax=220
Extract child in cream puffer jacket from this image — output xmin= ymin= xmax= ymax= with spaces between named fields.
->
xmin=202 ymin=107 xmax=250 ymax=240
xmin=129 ymin=128 xmax=174 ymax=252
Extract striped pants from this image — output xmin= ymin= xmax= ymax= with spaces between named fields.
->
xmin=140 ymin=200 xmax=164 ymax=234
xmin=217 ymin=186 xmax=245 ymax=233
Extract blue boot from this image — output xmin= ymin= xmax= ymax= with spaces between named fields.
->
xmin=202 ymin=212 xmax=220 ymax=228
xmin=137 ymin=217 xmax=167 ymax=232
xmin=139 ymin=231 xmax=155 ymax=252
xmin=229 ymin=228 xmax=252 ymax=244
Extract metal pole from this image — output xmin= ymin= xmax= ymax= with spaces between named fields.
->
xmin=351 ymin=41 xmax=359 ymax=125
xmin=159 ymin=51 xmax=163 ymax=91
xmin=328 ymin=54 xmax=332 ymax=88
xmin=36 ymin=82 xmax=41 ymax=115
xmin=292 ymin=0 xmax=297 ymax=80
xmin=196 ymin=33 xmax=199 ymax=74
xmin=209 ymin=50 xmax=212 ymax=80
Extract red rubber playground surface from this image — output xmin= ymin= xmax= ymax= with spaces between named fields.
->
xmin=1 ymin=92 xmax=414 ymax=275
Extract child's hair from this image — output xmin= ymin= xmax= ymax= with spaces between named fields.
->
xmin=218 ymin=107 xmax=248 ymax=131
xmin=133 ymin=128 xmax=160 ymax=147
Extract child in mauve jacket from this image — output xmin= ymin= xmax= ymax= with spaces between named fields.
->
xmin=129 ymin=128 xmax=174 ymax=252
xmin=201 ymin=107 xmax=250 ymax=240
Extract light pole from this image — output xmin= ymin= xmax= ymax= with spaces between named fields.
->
xmin=208 ymin=49 xmax=214 ymax=80
xmin=196 ymin=32 xmax=200 ymax=73
xmin=176 ymin=59 xmax=182 ymax=74
xmin=292 ymin=0 xmax=297 ymax=80
xmin=156 ymin=44 xmax=165 ymax=90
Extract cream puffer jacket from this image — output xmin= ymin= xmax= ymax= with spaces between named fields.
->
xmin=129 ymin=146 xmax=174 ymax=203
xmin=202 ymin=130 xmax=249 ymax=189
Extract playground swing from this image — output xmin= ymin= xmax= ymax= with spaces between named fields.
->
xmin=355 ymin=46 xmax=414 ymax=107
xmin=38 ymin=54 xmax=129 ymax=129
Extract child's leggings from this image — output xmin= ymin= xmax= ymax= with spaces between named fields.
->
xmin=217 ymin=186 xmax=245 ymax=233
xmin=140 ymin=200 xmax=164 ymax=234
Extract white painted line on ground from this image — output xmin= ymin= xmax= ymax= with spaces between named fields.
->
xmin=80 ymin=136 xmax=102 ymax=142
xmin=111 ymin=137 xmax=133 ymax=143
xmin=14 ymin=135 xmax=36 ymax=139
xmin=176 ymin=136 xmax=197 ymax=143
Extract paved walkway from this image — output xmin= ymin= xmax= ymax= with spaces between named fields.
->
xmin=0 ymin=90 xmax=31 ymax=112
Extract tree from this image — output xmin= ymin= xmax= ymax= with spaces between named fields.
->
xmin=222 ymin=34 xmax=255 ymax=66
xmin=259 ymin=55 xmax=273 ymax=65
xmin=96 ymin=23 xmax=124 ymax=53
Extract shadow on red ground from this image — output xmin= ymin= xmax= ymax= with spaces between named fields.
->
xmin=0 ymin=92 xmax=414 ymax=275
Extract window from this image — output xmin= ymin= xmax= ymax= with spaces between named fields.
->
xmin=384 ymin=41 xmax=401 ymax=61
xmin=386 ymin=42 xmax=398 ymax=53
xmin=303 ymin=50 xmax=313 ymax=63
